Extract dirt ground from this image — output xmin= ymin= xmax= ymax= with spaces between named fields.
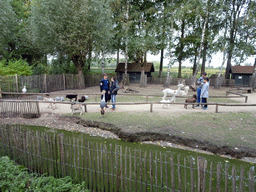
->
xmin=1 ymin=84 xmax=256 ymax=163
xmin=41 ymin=84 xmax=256 ymax=114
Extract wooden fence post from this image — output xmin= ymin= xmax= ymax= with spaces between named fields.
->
xmin=245 ymin=96 xmax=248 ymax=103
xmin=150 ymin=103 xmax=153 ymax=112
xmin=44 ymin=74 xmax=47 ymax=93
xmin=215 ymin=104 xmax=219 ymax=113
xmin=197 ymin=157 xmax=207 ymax=192
xmin=216 ymin=163 xmax=221 ymax=192
xmin=15 ymin=74 xmax=19 ymax=92
xmin=249 ymin=167 xmax=255 ymax=192
xmin=63 ymin=74 xmax=66 ymax=90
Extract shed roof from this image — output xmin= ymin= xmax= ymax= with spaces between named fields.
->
xmin=231 ymin=66 xmax=255 ymax=74
xmin=115 ymin=62 xmax=155 ymax=73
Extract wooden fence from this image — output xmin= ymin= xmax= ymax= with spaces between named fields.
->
xmin=1 ymin=73 xmax=238 ymax=94
xmin=0 ymin=124 xmax=255 ymax=192
xmin=0 ymin=100 xmax=40 ymax=118
xmin=0 ymin=73 xmax=104 ymax=93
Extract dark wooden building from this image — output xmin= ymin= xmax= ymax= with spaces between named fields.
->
xmin=230 ymin=66 xmax=254 ymax=86
xmin=115 ymin=62 xmax=155 ymax=82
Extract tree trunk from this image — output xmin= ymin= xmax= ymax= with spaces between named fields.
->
xmin=178 ymin=20 xmax=185 ymax=78
xmin=88 ymin=42 xmax=92 ymax=71
xmin=159 ymin=48 xmax=164 ymax=78
xmin=123 ymin=0 xmax=129 ymax=85
xmin=193 ymin=52 xmax=197 ymax=75
xmin=117 ymin=49 xmax=119 ymax=66
xmin=71 ymin=55 xmax=85 ymax=89
xmin=250 ymin=58 xmax=256 ymax=91
xmin=201 ymin=41 xmax=207 ymax=73
xmin=101 ymin=52 xmax=105 ymax=74
xmin=191 ymin=10 xmax=208 ymax=86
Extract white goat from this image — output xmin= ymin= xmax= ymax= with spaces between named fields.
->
xmin=160 ymin=96 xmax=175 ymax=109
xmin=70 ymin=102 xmax=83 ymax=115
xmin=179 ymin=86 xmax=189 ymax=96
xmin=162 ymin=84 xmax=184 ymax=100
xmin=43 ymin=97 xmax=57 ymax=110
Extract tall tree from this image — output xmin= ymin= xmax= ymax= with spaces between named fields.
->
xmin=224 ymin=0 xmax=255 ymax=79
xmin=30 ymin=0 xmax=113 ymax=87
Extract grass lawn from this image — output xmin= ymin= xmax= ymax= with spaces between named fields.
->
xmin=81 ymin=112 xmax=256 ymax=149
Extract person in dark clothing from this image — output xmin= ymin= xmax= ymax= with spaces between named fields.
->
xmin=109 ymin=77 xmax=120 ymax=111
xmin=100 ymin=73 xmax=110 ymax=108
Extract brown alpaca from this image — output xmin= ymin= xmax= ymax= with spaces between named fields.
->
xmin=184 ymin=94 xmax=197 ymax=109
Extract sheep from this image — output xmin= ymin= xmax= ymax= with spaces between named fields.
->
xmin=184 ymin=94 xmax=197 ymax=109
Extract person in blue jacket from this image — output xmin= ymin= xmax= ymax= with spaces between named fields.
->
xmin=100 ymin=73 xmax=110 ymax=108
xmin=195 ymin=72 xmax=207 ymax=107
xmin=201 ymin=77 xmax=209 ymax=110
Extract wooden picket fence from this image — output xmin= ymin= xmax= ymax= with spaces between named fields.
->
xmin=0 ymin=100 xmax=40 ymax=118
xmin=0 ymin=124 xmax=255 ymax=192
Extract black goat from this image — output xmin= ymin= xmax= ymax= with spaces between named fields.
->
xmin=66 ymin=94 xmax=78 ymax=101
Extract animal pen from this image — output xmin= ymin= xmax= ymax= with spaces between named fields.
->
xmin=0 ymin=124 xmax=255 ymax=192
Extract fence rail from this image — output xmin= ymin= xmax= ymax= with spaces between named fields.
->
xmin=0 ymin=124 xmax=255 ymax=192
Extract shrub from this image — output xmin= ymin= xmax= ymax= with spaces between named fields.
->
xmin=0 ymin=59 xmax=32 ymax=76
xmin=0 ymin=156 xmax=89 ymax=192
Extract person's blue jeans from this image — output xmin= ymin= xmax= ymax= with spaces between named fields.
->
xmin=197 ymin=88 xmax=201 ymax=104
xmin=111 ymin=94 xmax=116 ymax=109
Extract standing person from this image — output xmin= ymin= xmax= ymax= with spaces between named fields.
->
xmin=195 ymin=72 xmax=207 ymax=107
xmin=109 ymin=77 xmax=120 ymax=111
xmin=201 ymin=77 xmax=209 ymax=110
xmin=100 ymin=73 xmax=110 ymax=108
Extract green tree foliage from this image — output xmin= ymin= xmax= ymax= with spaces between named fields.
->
xmin=0 ymin=0 xmax=44 ymax=64
xmin=0 ymin=58 xmax=32 ymax=75
xmin=30 ymin=0 xmax=113 ymax=76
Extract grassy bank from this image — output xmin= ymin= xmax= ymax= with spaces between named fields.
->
xmin=80 ymin=112 xmax=256 ymax=149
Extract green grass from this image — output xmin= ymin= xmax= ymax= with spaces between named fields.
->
xmin=80 ymin=112 xmax=256 ymax=149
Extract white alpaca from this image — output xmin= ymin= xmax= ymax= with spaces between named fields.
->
xmin=162 ymin=84 xmax=184 ymax=100
xmin=160 ymin=96 xmax=175 ymax=109
xmin=179 ymin=86 xmax=189 ymax=96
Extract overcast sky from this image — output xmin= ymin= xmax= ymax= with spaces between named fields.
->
xmin=146 ymin=52 xmax=255 ymax=68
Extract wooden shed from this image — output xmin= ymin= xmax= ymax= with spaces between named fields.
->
xmin=115 ymin=62 xmax=155 ymax=82
xmin=230 ymin=66 xmax=254 ymax=86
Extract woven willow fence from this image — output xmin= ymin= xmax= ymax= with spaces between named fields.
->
xmin=0 ymin=124 xmax=255 ymax=192
xmin=0 ymin=73 xmax=104 ymax=93
xmin=0 ymin=100 xmax=40 ymax=118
